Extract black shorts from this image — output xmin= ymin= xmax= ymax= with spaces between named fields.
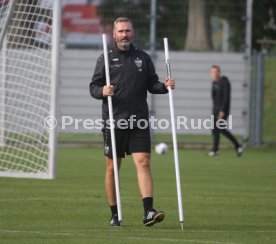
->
xmin=103 ymin=127 xmax=151 ymax=159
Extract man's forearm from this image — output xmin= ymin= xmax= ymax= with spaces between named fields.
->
xmin=90 ymin=83 xmax=104 ymax=99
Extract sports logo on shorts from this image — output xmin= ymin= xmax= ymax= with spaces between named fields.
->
xmin=105 ymin=145 xmax=110 ymax=154
xmin=134 ymin=58 xmax=142 ymax=71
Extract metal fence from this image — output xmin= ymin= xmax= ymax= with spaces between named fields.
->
xmin=58 ymin=49 xmax=246 ymax=131
xmin=61 ymin=0 xmax=247 ymax=52
xmin=263 ymin=54 xmax=276 ymax=145
xmin=250 ymin=51 xmax=276 ymax=146
xmin=58 ymin=0 xmax=252 ymax=147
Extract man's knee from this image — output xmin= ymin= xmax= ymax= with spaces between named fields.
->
xmin=105 ymin=157 xmax=121 ymax=172
xmin=134 ymin=153 xmax=151 ymax=169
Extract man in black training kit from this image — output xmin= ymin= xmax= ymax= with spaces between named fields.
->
xmin=90 ymin=17 xmax=175 ymax=227
xmin=209 ymin=65 xmax=243 ymax=157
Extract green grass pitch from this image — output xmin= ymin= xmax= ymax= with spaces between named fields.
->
xmin=0 ymin=146 xmax=276 ymax=244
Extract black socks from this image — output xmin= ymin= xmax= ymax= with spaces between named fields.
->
xmin=143 ymin=197 xmax=153 ymax=215
xmin=110 ymin=205 xmax=118 ymax=216
xmin=111 ymin=198 xmax=153 ymax=216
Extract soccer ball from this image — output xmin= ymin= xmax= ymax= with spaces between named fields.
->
xmin=155 ymin=143 xmax=168 ymax=155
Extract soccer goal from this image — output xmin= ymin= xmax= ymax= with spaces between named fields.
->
xmin=0 ymin=0 xmax=61 ymax=179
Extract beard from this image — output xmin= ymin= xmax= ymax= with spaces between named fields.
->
xmin=117 ymin=38 xmax=131 ymax=50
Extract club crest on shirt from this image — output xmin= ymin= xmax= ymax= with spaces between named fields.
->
xmin=134 ymin=58 xmax=142 ymax=71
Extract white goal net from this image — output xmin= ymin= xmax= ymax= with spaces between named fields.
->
xmin=0 ymin=0 xmax=60 ymax=179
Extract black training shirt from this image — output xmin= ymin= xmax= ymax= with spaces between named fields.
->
xmin=90 ymin=44 xmax=168 ymax=122
xmin=211 ymin=76 xmax=231 ymax=116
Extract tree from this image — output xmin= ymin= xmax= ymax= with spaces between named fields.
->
xmin=210 ymin=0 xmax=246 ymax=52
xmin=185 ymin=0 xmax=212 ymax=51
xmin=252 ymin=0 xmax=276 ymax=50
xmin=97 ymin=0 xmax=187 ymax=50
xmin=97 ymin=0 xmax=150 ymax=48
xmin=210 ymin=0 xmax=276 ymax=51
xmin=97 ymin=0 xmax=276 ymax=52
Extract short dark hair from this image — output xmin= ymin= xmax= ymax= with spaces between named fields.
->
xmin=113 ymin=17 xmax=133 ymax=29
xmin=211 ymin=65 xmax=221 ymax=72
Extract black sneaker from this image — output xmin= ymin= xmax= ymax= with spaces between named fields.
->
xmin=109 ymin=214 xmax=120 ymax=227
xmin=143 ymin=209 xmax=165 ymax=227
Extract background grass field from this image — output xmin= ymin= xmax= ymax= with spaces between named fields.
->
xmin=0 ymin=146 xmax=276 ymax=244
xmin=0 ymin=56 xmax=275 ymax=244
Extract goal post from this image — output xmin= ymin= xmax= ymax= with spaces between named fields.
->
xmin=0 ymin=36 xmax=7 ymax=147
xmin=0 ymin=0 xmax=61 ymax=179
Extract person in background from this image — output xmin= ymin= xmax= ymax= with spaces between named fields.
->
xmin=209 ymin=65 xmax=243 ymax=157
